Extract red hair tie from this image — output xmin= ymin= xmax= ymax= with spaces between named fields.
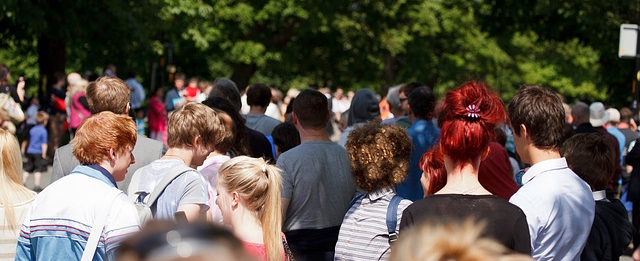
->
xmin=466 ymin=104 xmax=480 ymax=119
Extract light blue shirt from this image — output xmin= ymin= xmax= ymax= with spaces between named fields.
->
xmin=606 ymin=126 xmax=626 ymax=168
xmin=126 ymin=78 xmax=145 ymax=110
xmin=509 ymin=158 xmax=595 ymax=261
xmin=396 ymin=119 xmax=439 ymax=201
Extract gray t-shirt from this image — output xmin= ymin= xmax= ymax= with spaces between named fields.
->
xmin=245 ymin=114 xmax=281 ymax=136
xmin=129 ymin=159 xmax=209 ymax=220
xmin=276 ymin=141 xmax=356 ymax=231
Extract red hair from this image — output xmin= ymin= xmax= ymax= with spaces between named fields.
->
xmin=420 ymin=146 xmax=446 ymax=195
xmin=436 ymin=81 xmax=506 ymax=164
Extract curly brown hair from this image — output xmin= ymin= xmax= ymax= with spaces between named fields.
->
xmin=345 ymin=120 xmax=412 ymax=192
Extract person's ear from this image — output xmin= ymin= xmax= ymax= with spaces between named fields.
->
xmin=231 ymin=192 xmax=240 ymax=207
xmin=109 ymin=148 xmax=117 ymax=161
xmin=292 ymin=112 xmax=298 ymax=125
xmin=519 ymin=124 xmax=529 ymax=140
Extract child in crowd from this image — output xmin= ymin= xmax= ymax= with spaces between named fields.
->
xmin=135 ymin=107 xmax=146 ymax=137
xmin=184 ymin=77 xmax=201 ymax=102
xmin=22 ymin=111 xmax=48 ymax=192
xmin=21 ymin=97 xmax=40 ymax=154
xmin=561 ymin=133 xmax=633 ymax=261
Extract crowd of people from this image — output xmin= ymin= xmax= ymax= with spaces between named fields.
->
xmin=1 ymin=62 xmax=640 ymax=261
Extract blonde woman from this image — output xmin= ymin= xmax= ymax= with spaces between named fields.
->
xmin=0 ymin=129 xmax=37 ymax=260
xmin=216 ymin=156 xmax=289 ymax=261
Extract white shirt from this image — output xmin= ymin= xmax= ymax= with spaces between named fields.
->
xmin=509 ymin=158 xmax=595 ymax=261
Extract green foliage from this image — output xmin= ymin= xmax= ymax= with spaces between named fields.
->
xmin=0 ymin=0 xmax=638 ymax=107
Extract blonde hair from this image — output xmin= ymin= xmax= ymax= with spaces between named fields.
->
xmin=167 ymin=102 xmax=226 ymax=149
xmin=391 ymin=220 xmax=533 ymax=261
xmin=69 ymin=78 xmax=89 ymax=97
xmin=217 ymin=156 xmax=283 ymax=261
xmin=0 ymin=129 xmax=35 ymax=230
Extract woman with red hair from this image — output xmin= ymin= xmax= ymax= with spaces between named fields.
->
xmin=399 ymin=81 xmax=531 ymax=254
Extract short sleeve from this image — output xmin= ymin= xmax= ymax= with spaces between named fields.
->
xmin=177 ymin=171 xmax=210 ymax=210
xmin=104 ymin=194 xmax=140 ymax=258
xmin=276 ymin=156 xmax=293 ymax=199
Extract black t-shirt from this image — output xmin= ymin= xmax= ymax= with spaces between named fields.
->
xmin=400 ymin=194 xmax=531 ymax=255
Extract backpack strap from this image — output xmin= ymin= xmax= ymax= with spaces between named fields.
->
xmin=386 ymin=195 xmax=403 ymax=244
xmin=145 ymin=165 xmax=194 ymax=206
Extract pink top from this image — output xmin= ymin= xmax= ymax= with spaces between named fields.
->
xmin=196 ymin=155 xmax=230 ymax=224
xmin=148 ymin=96 xmax=167 ymax=132
xmin=242 ymin=233 xmax=287 ymax=261
xmin=69 ymin=92 xmax=91 ymax=129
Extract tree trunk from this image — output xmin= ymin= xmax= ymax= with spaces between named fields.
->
xmin=230 ymin=63 xmax=257 ymax=93
xmin=37 ymin=35 xmax=66 ymax=96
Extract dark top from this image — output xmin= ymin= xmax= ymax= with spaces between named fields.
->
xmin=400 ymin=194 xmax=531 ymax=255
xmin=479 ymin=142 xmax=520 ymax=200
xmin=581 ymin=199 xmax=633 ymax=261
xmin=619 ymin=128 xmax=639 ymax=157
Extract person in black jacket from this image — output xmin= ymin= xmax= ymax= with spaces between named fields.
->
xmin=561 ymin=133 xmax=634 ymax=261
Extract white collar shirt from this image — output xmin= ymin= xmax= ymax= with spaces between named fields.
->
xmin=510 ymin=157 xmax=595 ymax=261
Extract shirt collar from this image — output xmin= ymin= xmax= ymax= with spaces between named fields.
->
xmin=592 ymin=190 xmax=607 ymax=201
xmin=72 ymin=164 xmax=118 ymax=188
xmin=521 ymin=158 xmax=569 ymax=185
xmin=367 ymin=187 xmax=395 ymax=201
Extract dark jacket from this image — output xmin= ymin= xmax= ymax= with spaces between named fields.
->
xmin=581 ymin=198 xmax=633 ymax=261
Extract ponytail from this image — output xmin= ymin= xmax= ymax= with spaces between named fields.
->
xmin=262 ymin=162 xmax=284 ymax=261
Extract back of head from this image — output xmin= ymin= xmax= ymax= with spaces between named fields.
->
xmin=72 ymin=111 xmax=137 ymax=165
xmin=0 ymin=128 xmax=31 ymax=231
xmin=345 ymin=120 xmax=412 ymax=192
xmin=409 ymin=86 xmax=436 ymax=120
xmin=420 ymin=146 xmax=446 ymax=195
xmin=86 ymin=76 xmax=131 ymax=114
xmin=116 ymin=220 xmax=252 ymax=261
xmin=168 ymin=102 xmax=225 ymax=149
xmin=571 ymin=102 xmax=589 ymax=126
xmin=620 ymin=107 xmax=633 ymax=124
xmin=217 ymin=156 xmax=283 ymax=261
xmin=508 ymin=85 xmax=565 ymax=151
xmin=35 ymin=111 xmax=49 ymax=125
xmin=209 ymin=78 xmax=241 ymax=111
xmin=391 ymin=219 xmax=533 ymax=261
xmin=293 ymin=89 xmax=329 ymax=130
xmin=202 ymin=97 xmax=251 ymax=156
xmin=437 ymin=81 xmax=506 ymax=164
xmin=271 ymin=122 xmax=300 ymax=154
xmin=347 ymin=88 xmax=380 ymax=126
xmin=399 ymin=82 xmax=424 ymax=96
xmin=561 ymin=133 xmax=614 ymax=191
xmin=246 ymin=83 xmax=272 ymax=108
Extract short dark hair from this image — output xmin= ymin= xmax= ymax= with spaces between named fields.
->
xmin=246 ymin=83 xmax=271 ymax=108
xmin=408 ymin=86 xmax=436 ymax=120
xmin=293 ymin=89 xmax=329 ymax=130
xmin=508 ymin=85 xmax=565 ymax=151
xmin=272 ymin=122 xmax=300 ymax=154
xmin=620 ymin=107 xmax=633 ymax=124
xmin=561 ymin=133 xmax=614 ymax=191
xmin=399 ymin=82 xmax=424 ymax=96
xmin=208 ymin=78 xmax=241 ymax=111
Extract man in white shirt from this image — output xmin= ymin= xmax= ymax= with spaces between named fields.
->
xmin=507 ymin=85 xmax=595 ymax=261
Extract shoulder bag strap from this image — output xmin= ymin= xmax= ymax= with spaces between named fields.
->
xmin=386 ymin=195 xmax=403 ymax=244
xmin=347 ymin=193 xmax=365 ymax=211
xmin=81 ymin=188 xmax=123 ymax=261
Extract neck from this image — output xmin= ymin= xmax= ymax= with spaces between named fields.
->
xmin=299 ymin=128 xmax=330 ymax=142
xmin=528 ymin=148 xmax=561 ymax=166
xmin=162 ymin=147 xmax=194 ymax=166
xmin=437 ymin=159 xmax=490 ymax=195
xmin=231 ymin=206 xmax=264 ymax=244
xmin=249 ymin=106 xmax=267 ymax=114
xmin=617 ymin=122 xmax=631 ymax=129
